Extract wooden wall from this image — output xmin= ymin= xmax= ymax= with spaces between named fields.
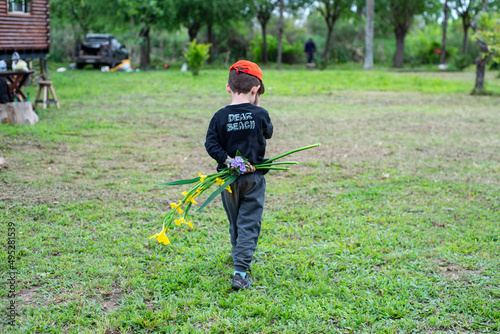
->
xmin=0 ymin=0 xmax=50 ymax=53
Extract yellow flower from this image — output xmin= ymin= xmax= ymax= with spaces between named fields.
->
xmin=196 ymin=187 xmax=202 ymax=193
xmin=187 ymin=220 xmax=193 ymax=229
xmin=198 ymin=173 xmax=207 ymax=182
xmin=150 ymin=228 xmax=170 ymax=245
xmin=157 ymin=232 xmax=170 ymax=245
xmin=226 ymin=185 xmax=232 ymax=193
xmin=186 ymin=195 xmax=197 ymax=204
xmin=215 ymin=177 xmax=225 ymax=186
xmin=177 ymin=207 xmax=184 ymax=214
xmin=174 ymin=219 xmax=181 ymax=226
xmin=170 ymin=202 xmax=178 ymax=209
xmin=182 ymin=191 xmax=188 ymax=196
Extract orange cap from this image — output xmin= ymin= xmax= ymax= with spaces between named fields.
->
xmin=229 ymin=60 xmax=263 ymax=83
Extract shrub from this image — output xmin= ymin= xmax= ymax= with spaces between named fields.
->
xmin=450 ymin=53 xmax=474 ymax=71
xmin=183 ymin=39 xmax=211 ymax=76
xmin=48 ymin=23 xmax=79 ymax=62
xmin=249 ymin=35 xmax=304 ymax=64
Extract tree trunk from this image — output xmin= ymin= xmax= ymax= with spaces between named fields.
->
xmin=140 ymin=26 xmax=150 ymax=67
xmin=207 ymin=24 xmax=213 ymax=64
xmin=188 ymin=24 xmax=200 ymax=42
xmin=440 ymin=0 xmax=448 ymax=65
xmin=471 ymin=0 xmax=489 ymax=95
xmin=363 ymin=0 xmax=374 ymax=69
xmin=472 ymin=54 xmax=488 ymax=94
xmin=276 ymin=0 xmax=284 ymax=69
xmin=323 ymin=23 xmax=334 ymax=62
xmin=393 ymin=26 xmax=406 ymax=68
xmin=461 ymin=16 xmax=470 ymax=54
xmin=261 ymin=22 xmax=268 ymax=64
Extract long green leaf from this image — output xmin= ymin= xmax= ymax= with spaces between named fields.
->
xmin=255 ymin=167 xmax=291 ymax=170
xmin=195 ymin=175 xmax=238 ymax=213
xmin=255 ymin=161 xmax=298 ymax=167
xmin=157 ymin=177 xmax=200 ymax=186
xmin=263 ymin=143 xmax=320 ymax=164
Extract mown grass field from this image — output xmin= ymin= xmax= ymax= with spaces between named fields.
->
xmin=1 ymin=66 xmax=499 ymax=333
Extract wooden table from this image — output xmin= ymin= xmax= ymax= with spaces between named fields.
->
xmin=0 ymin=70 xmax=35 ymax=102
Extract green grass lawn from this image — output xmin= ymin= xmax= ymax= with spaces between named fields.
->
xmin=1 ymin=67 xmax=499 ymax=333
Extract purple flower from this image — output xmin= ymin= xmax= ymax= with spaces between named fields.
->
xmin=233 ymin=156 xmax=244 ymax=164
xmin=238 ymin=164 xmax=247 ymax=174
xmin=230 ymin=156 xmax=246 ymax=174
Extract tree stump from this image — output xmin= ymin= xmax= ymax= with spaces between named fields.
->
xmin=0 ymin=102 xmax=39 ymax=125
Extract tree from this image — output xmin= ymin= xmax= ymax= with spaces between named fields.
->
xmin=471 ymin=1 xmax=500 ymax=94
xmin=451 ymin=0 xmax=483 ymax=54
xmin=317 ymin=0 xmax=354 ymax=63
xmin=377 ymin=0 xmax=439 ymax=67
xmin=253 ymin=0 xmax=278 ymax=64
xmin=117 ymin=0 xmax=173 ymax=67
xmin=440 ymin=0 xmax=449 ymax=65
xmin=204 ymin=0 xmax=248 ymax=63
xmin=364 ymin=0 xmax=375 ymax=69
xmin=277 ymin=0 xmax=285 ymax=69
xmin=276 ymin=0 xmax=311 ymax=68
xmin=50 ymin=0 xmax=118 ymax=40
xmin=174 ymin=0 xmax=207 ymax=41
xmin=451 ymin=1 xmax=500 ymax=54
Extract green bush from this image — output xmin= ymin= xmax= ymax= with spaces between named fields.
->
xmin=249 ymin=35 xmax=304 ymax=64
xmin=48 ymin=23 xmax=79 ymax=62
xmin=406 ymin=25 xmax=444 ymax=65
xmin=149 ymin=29 xmax=189 ymax=63
xmin=449 ymin=53 xmax=474 ymax=71
xmin=405 ymin=22 xmax=481 ymax=68
xmin=183 ymin=39 xmax=211 ymax=76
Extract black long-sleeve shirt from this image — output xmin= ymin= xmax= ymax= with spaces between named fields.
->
xmin=205 ymin=103 xmax=273 ymax=171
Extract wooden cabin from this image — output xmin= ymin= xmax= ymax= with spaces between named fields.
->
xmin=0 ymin=0 xmax=50 ymax=61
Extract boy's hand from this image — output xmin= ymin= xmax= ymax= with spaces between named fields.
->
xmin=244 ymin=163 xmax=256 ymax=173
xmin=227 ymin=156 xmax=255 ymax=173
xmin=229 ymin=163 xmax=255 ymax=173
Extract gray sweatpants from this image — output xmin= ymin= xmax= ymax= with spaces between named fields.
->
xmin=221 ymin=171 xmax=266 ymax=272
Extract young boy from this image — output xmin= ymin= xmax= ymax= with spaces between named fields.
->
xmin=205 ymin=60 xmax=273 ymax=290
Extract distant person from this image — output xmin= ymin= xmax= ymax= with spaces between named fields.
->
xmin=304 ymin=38 xmax=317 ymax=64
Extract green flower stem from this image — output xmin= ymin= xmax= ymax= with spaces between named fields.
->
xmin=255 ymin=162 xmax=299 ymax=167
xmin=263 ymin=143 xmax=321 ymax=164
xmin=255 ymin=167 xmax=291 ymax=170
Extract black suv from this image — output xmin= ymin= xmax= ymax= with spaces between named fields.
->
xmin=75 ymin=34 xmax=129 ymax=69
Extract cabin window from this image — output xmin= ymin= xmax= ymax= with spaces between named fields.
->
xmin=8 ymin=0 xmax=31 ymax=13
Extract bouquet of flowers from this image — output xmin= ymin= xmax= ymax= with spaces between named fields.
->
xmin=150 ymin=143 xmax=320 ymax=245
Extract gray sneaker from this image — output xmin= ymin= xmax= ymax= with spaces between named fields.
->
xmin=232 ymin=273 xmax=252 ymax=290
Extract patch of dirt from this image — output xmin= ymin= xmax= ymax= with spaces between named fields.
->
xmin=435 ymin=259 xmax=483 ymax=280
xmin=87 ymin=284 xmax=124 ymax=314
xmin=193 ymin=318 xmax=217 ymax=331
xmin=17 ymin=286 xmax=41 ymax=305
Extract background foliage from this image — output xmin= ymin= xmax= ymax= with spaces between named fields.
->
xmin=47 ymin=0 xmax=500 ymax=72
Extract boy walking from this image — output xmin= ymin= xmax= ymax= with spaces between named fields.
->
xmin=205 ymin=60 xmax=273 ymax=290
